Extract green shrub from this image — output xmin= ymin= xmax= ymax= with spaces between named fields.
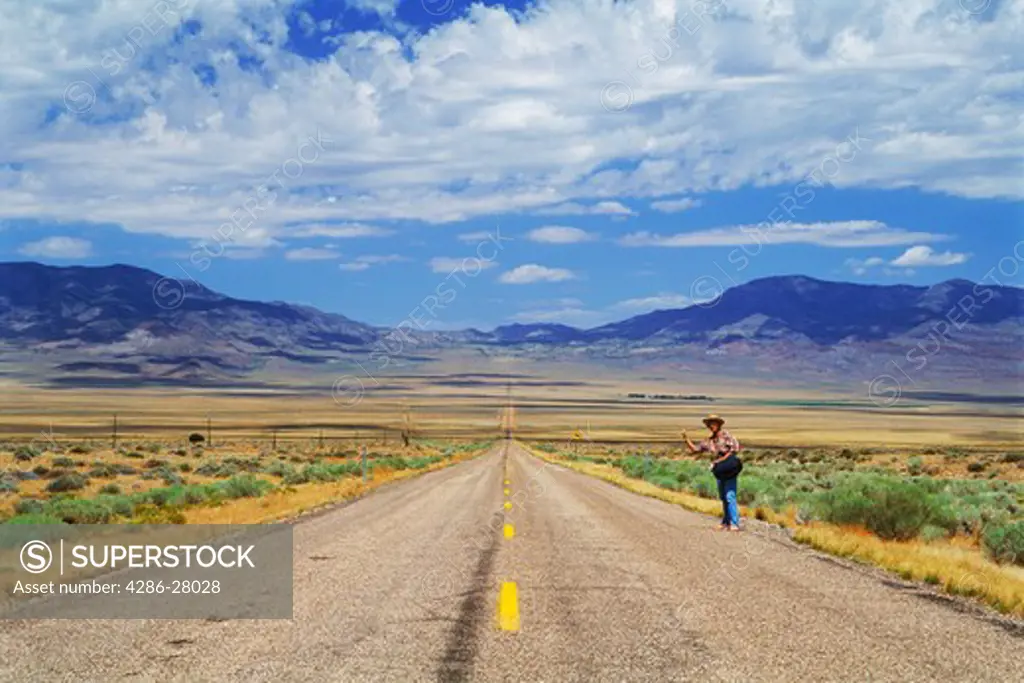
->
xmin=263 ymin=461 xmax=295 ymax=478
xmin=88 ymin=464 xmax=119 ymax=478
xmin=920 ymin=524 xmax=949 ymax=542
xmin=32 ymin=465 xmax=50 ymax=476
xmin=221 ymin=475 xmax=271 ymax=499
xmin=14 ymin=499 xmax=44 ymax=515
xmin=178 ymin=485 xmax=211 ymax=506
xmin=982 ymin=521 xmax=1024 ymax=566
xmin=99 ymin=483 xmax=122 ymax=495
xmin=100 ymin=495 xmax=134 ymax=517
xmin=44 ymin=498 xmax=119 ymax=524
xmin=1000 ymin=452 xmax=1024 ymax=464
xmin=967 ymin=462 xmax=986 ymax=473
xmin=195 ymin=461 xmax=237 ymax=478
xmin=0 ymin=478 xmax=18 ymax=494
xmin=14 ymin=446 xmax=38 ymax=462
xmin=691 ymin=478 xmax=717 ymax=499
xmin=222 ymin=456 xmax=262 ymax=472
xmin=406 ymin=456 xmax=441 ymax=469
xmin=816 ymin=477 xmax=953 ymax=541
xmin=125 ymin=451 xmax=144 ymax=459
xmin=68 ymin=445 xmax=91 ymax=454
xmin=51 ymin=456 xmax=75 ymax=468
xmin=649 ymin=474 xmax=680 ymax=490
xmin=907 ymin=457 xmax=923 ymax=476
xmin=142 ymin=487 xmax=176 ymax=507
xmin=46 ymin=472 xmax=88 ymax=493
xmin=6 ymin=512 xmax=67 ymax=527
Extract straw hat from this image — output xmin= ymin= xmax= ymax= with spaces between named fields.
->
xmin=702 ymin=414 xmax=725 ymax=428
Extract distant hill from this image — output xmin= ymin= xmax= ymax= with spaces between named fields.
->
xmin=582 ymin=275 xmax=1023 ymax=346
xmin=489 ymin=323 xmax=588 ymax=344
xmin=0 ymin=262 xmax=379 ymax=375
xmin=1 ymin=263 xmax=1020 ymax=385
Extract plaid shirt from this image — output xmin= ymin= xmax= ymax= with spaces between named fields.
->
xmin=698 ymin=429 xmax=740 ymax=457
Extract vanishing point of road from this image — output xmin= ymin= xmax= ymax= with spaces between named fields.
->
xmin=1 ymin=441 xmax=1021 ymax=682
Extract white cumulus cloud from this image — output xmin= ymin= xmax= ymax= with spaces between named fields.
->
xmin=18 ymin=236 xmax=92 ymax=259
xmin=891 ymin=245 xmax=970 ymax=267
xmin=650 ymin=197 xmax=702 ymax=213
xmin=620 ymin=221 xmax=947 ymax=248
xmin=526 ymin=226 xmax=596 ymax=244
xmin=0 ymin=0 xmax=1019 ymax=252
xmin=284 ymin=247 xmax=341 ymax=261
xmin=429 ymin=256 xmax=499 ymax=273
xmin=339 ymin=254 xmax=405 ymax=271
xmin=499 ymin=264 xmax=576 ymax=284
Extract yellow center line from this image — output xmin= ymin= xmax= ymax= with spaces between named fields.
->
xmin=497 ymin=581 xmax=520 ymax=632
xmin=504 ymin=501 xmax=512 ymax=510
xmin=503 ymin=523 xmax=515 ymax=539
xmin=503 ymin=488 xmax=510 ymax=496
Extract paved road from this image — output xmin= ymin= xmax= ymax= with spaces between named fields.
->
xmin=0 ymin=441 xmax=1021 ymax=682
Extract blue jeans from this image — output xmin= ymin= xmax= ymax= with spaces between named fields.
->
xmin=717 ymin=477 xmax=740 ymax=527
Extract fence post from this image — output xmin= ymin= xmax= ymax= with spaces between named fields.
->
xmin=644 ymin=450 xmax=652 ymax=480
xmin=361 ymin=445 xmax=368 ymax=483
xmin=112 ymin=414 xmax=118 ymax=450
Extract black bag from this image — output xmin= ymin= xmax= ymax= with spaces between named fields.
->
xmin=712 ymin=453 xmax=743 ymax=480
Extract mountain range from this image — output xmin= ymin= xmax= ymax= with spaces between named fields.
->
xmin=1 ymin=262 xmax=1021 ymax=387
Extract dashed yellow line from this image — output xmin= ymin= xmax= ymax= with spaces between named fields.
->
xmin=499 ymin=453 xmax=518 ymax=631
xmin=497 ymin=581 xmax=520 ymax=632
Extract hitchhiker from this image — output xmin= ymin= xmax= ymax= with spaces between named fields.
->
xmin=683 ymin=414 xmax=743 ymax=532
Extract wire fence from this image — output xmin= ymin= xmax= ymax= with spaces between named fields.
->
xmin=1 ymin=418 xmax=507 ymax=452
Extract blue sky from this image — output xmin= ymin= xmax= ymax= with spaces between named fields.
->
xmin=1 ymin=0 xmax=1021 ymax=330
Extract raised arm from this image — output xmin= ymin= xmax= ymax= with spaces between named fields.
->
xmin=682 ymin=429 xmax=701 ymax=454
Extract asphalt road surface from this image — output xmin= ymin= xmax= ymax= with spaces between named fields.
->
xmin=1 ymin=441 xmax=1021 ymax=682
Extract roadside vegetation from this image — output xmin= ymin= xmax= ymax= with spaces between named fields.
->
xmin=0 ymin=439 xmax=492 ymax=525
xmin=533 ymin=442 xmax=1024 ymax=617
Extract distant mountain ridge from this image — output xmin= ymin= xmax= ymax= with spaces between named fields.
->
xmin=1 ymin=262 xmax=1021 ymax=382
xmin=579 ymin=275 xmax=1023 ymax=346
xmin=0 ymin=262 xmax=379 ymax=377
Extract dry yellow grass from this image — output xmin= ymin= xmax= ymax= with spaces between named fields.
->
xmin=526 ymin=446 xmax=1024 ymax=619
xmin=793 ymin=525 xmax=1024 ymax=616
xmin=184 ymin=452 xmax=478 ymax=524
